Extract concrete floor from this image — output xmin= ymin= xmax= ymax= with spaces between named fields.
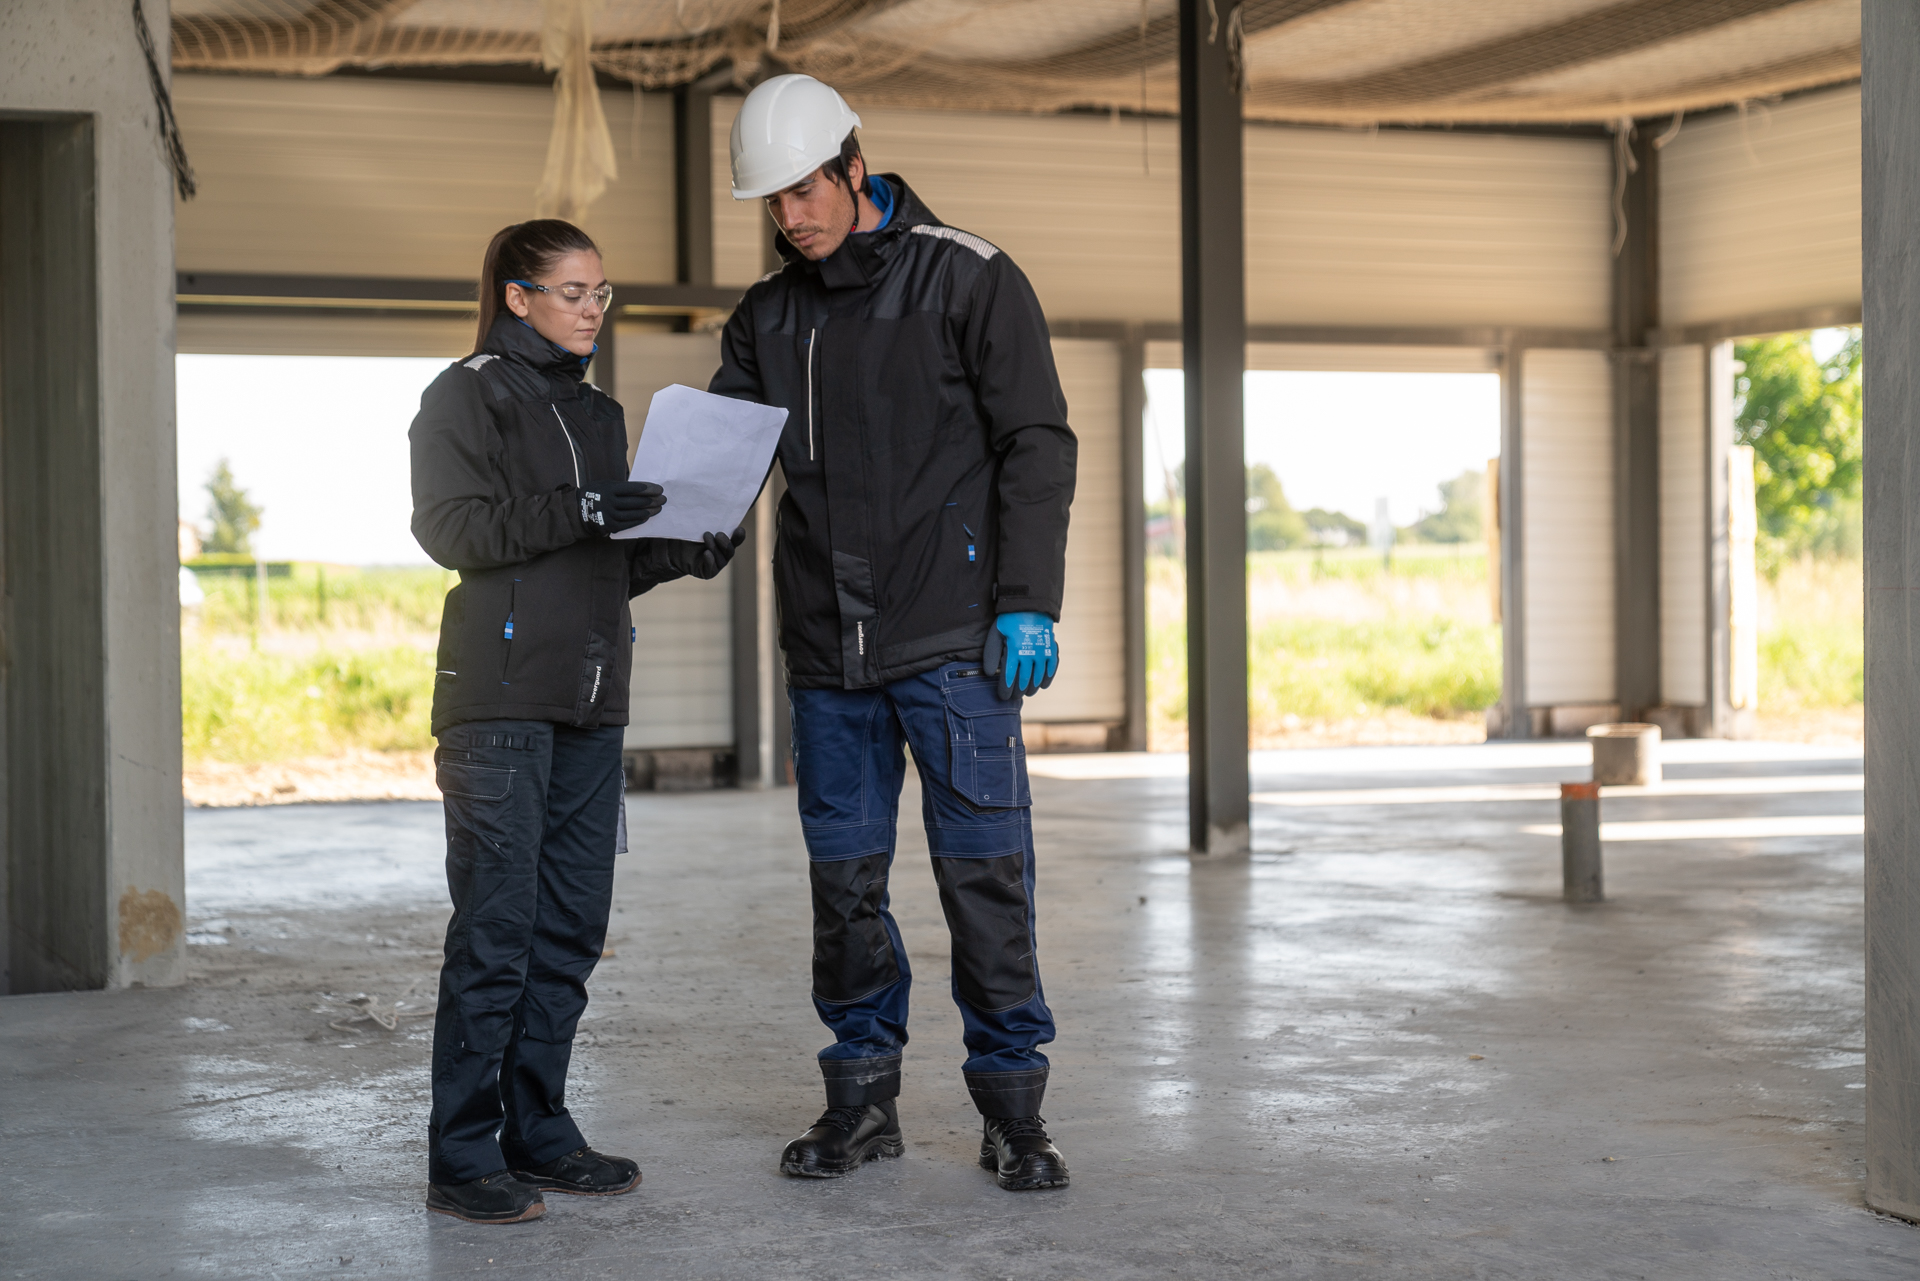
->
xmin=5 ymin=741 xmax=1915 ymax=1279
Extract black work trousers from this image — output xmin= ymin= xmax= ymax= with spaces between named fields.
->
xmin=426 ymin=719 xmax=625 ymax=1185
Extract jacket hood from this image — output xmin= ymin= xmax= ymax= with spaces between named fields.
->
xmin=481 ymin=314 xmax=592 ymax=383
xmin=776 ymin=172 xmax=941 ymax=290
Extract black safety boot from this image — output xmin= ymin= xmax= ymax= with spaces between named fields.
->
xmin=779 ymin=1100 xmax=905 ymax=1177
xmin=980 ymin=1116 xmax=1070 ymax=1191
xmin=425 ymin=1171 xmax=546 ymax=1223
xmin=511 ymin=1146 xmax=641 ymax=1196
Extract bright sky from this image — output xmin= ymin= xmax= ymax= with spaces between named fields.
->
xmin=1144 ymin=369 xmax=1503 ymax=526
xmin=177 ymin=355 xmax=444 ymax=565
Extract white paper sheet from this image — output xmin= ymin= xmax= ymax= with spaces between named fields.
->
xmin=612 ymin=384 xmax=788 ymax=542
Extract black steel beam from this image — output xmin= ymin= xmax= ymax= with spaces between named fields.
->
xmin=1612 ymin=127 xmax=1661 ymax=721
xmin=1179 ymin=0 xmax=1250 ymax=854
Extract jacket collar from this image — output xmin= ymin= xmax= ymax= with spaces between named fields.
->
xmin=482 ymin=314 xmax=591 ymax=385
xmin=778 ymin=173 xmax=940 ymax=291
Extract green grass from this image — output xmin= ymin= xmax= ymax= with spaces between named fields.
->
xmin=1149 ymin=609 xmax=1500 ymax=732
xmin=183 ymin=564 xmax=447 ymax=765
xmin=181 ymin=643 xmax=437 ymax=764
xmin=192 ymin=563 xmax=451 ymax=634
xmin=1756 ymin=556 xmax=1863 ymax=711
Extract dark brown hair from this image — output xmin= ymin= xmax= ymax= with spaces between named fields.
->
xmin=819 ymin=130 xmax=868 ymax=197
xmin=475 ymin=219 xmax=601 ymax=352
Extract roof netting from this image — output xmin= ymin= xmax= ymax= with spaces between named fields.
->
xmin=170 ymin=0 xmax=1861 ymax=127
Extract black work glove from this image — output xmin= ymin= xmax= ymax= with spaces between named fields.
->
xmin=682 ymin=526 xmax=748 ymax=580
xmin=579 ymin=480 xmax=666 ymax=536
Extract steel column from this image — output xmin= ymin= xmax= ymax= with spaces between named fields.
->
xmin=1863 ymin=0 xmax=1920 ymax=1222
xmin=1497 ymin=338 xmax=1529 ymax=738
xmin=674 ymin=86 xmax=714 ymax=289
xmin=1612 ymin=126 xmax=1661 ymax=720
xmin=1120 ymin=324 xmax=1149 ymax=753
xmin=1178 ymin=0 xmax=1249 ymax=854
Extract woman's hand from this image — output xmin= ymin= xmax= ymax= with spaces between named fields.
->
xmin=580 ymin=480 xmax=666 ymax=536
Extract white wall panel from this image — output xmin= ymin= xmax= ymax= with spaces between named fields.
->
xmin=1522 ymin=349 xmax=1614 ymax=706
xmin=173 ymin=74 xmax=676 ymax=285
xmin=1245 ymin=127 xmax=1611 ymax=330
xmin=614 ymin=329 xmax=733 ymax=749
xmin=1660 ymin=345 xmax=1708 ymax=706
xmin=1034 ymin=339 xmax=1126 ymax=724
xmin=1660 ymin=86 xmax=1861 ymax=328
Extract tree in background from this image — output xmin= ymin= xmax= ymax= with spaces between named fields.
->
xmin=1401 ymin=469 xmax=1486 ymax=544
xmin=202 ymin=458 xmax=263 ymax=556
xmin=1303 ymin=507 xmax=1367 ymax=546
xmin=1246 ymin=463 xmax=1309 ymax=550
xmin=1735 ymin=329 xmax=1861 ymax=571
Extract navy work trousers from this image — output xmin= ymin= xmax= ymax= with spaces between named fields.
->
xmin=427 ymin=719 xmax=625 ymax=1185
xmin=792 ymin=662 xmax=1055 ymax=1119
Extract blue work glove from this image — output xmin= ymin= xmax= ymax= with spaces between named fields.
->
xmin=983 ymin=611 xmax=1059 ymax=701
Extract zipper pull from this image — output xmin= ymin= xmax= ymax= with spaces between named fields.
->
xmin=504 ymin=612 xmax=514 ymax=641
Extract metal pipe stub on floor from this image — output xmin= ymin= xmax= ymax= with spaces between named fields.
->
xmin=1561 ymin=782 xmax=1603 ymax=903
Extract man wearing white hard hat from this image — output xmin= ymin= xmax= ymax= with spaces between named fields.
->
xmin=710 ymin=74 xmax=1077 ymax=1193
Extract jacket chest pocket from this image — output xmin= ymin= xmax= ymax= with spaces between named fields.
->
xmin=505 ymin=402 xmax=586 ymax=494
xmin=943 ymin=670 xmax=1030 ymax=809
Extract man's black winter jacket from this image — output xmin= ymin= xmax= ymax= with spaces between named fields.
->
xmin=410 ymin=317 xmax=688 ymax=734
xmin=709 ymin=176 xmax=1077 ymax=690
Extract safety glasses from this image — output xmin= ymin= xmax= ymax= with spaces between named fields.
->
xmin=507 ymin=279 xmax=613 ymax=310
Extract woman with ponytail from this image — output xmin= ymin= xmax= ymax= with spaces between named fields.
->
xmin=408 ymin=220 xmax=743 ymax=1224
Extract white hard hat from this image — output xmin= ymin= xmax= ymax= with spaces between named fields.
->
xmin=729 ymin=74 xmax=863 ymax=201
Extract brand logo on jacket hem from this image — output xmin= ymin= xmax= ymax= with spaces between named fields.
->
xmin=590 ymin=664 xmax=603 ymax=703
xmin=856 ymin=621 xmax=865 ymax=656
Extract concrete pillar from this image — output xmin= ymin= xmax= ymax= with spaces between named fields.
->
xmin=1178 ymin=0 xmax=1249 ymax=853
xmin=1705 ymin=341 xmax=1737 ymax=736
xmin=1863 ymin=0 xmax=1920 ymax=1222
xmin=1613 ymin=126 xmax=1661 ymax=721
xmin=0 ymin=0 xmax=184 ymax=992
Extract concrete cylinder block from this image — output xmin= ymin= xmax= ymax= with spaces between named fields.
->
xmin=1588 ymin=722 xmax=1661 ymax=786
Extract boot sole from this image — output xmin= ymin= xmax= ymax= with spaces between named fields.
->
xmin=780 ymin=1135 xmax=906 ymax=1178
xmin=510 ymin=1171 xmax=641 ymax=1197
xmin=979 ymin=1150 xmax=1071 ymax=1192
xmin=425 ymin=1192 xmax=546 ymax=1224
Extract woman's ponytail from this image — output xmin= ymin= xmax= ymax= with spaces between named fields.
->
xmin=474 ymin=219 xmax=602 ymax=353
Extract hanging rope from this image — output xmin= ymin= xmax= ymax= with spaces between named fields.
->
xmin=534 ymin=0 xmax=619 ymax=223
xmin=1610 ymin=116 xmax=1637 ymax=259
xmin=132 ymin=0 xmax=196 ymax=201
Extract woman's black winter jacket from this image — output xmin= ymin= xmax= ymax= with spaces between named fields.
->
xmin=409 ymin=316 xmax=688 ymax=734
xmin=708 ymin=176 xmax=1077 ymax=690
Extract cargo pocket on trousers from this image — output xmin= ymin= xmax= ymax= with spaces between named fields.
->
xmin=944 ymin=676 xmax=1031 ymax=810
xmin=932 ymin=851 xmax=1035 ymax=1011
xmin=809 ymin=853 xmax=902 ymax=1004
xmin=435 ymin=761 xmax=514 ymax=801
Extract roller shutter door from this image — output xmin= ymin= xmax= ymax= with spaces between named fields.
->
xmin=1522 ymin=349 xmax=1614 ymax=707
xmin=1037 ymin=339 xmax=1126 ymax=725
xmin=176 ymin=311 xmax=473 ymax=359
xmin=613 ymin=329 xmax=733 ymax=751
xmin=171 ymin=74 xmax=676 ymax=285
xmin=793 ymin=105 xmax=1607 ymax=329
xmin=1660 ymin=346 xmax=1709 ymax=707
xmin=1660 ymin=86 xmax=1860 ymax=328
